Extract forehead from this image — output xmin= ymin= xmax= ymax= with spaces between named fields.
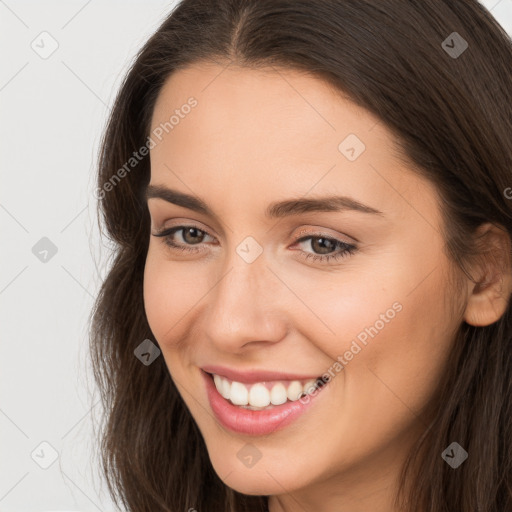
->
xmin=149 ymin=63 xmax=441 ymax=227
xmin=150 ymin=62 xmax=378 ymax=151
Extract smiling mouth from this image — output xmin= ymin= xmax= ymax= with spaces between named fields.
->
xmin=206 ymin=371 xmax=327 ymax=410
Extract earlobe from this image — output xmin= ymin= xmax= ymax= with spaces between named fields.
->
xmin=463 ymin=223 xmax=512 ymax=327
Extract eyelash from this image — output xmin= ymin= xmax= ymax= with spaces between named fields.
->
xmin=152 ymin=225 xmax=357 ymax=264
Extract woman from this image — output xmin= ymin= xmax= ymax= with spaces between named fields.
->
xmin=89 ymin=1 xmax=512 ymax=510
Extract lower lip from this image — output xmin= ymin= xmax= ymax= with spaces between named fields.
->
xmin=202 ymin=370 xmax=328 ymax=436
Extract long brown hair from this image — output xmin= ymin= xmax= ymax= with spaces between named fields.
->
xmin=89 ymin=1 xmax=512 ymax=510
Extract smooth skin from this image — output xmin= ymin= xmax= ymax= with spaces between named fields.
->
xmin=143 ymin=62 xmax=512 ymax=512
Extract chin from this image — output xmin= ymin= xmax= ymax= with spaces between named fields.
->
xmin=218 ymin=469 xmax=286 ymax=496
xmin=207 ymin=447 xmax=308 ymax=497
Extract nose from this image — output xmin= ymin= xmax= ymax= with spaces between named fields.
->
xmin=203 ymin=246 xmax=288 ymax=353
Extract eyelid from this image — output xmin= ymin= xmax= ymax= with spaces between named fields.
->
xmin=293 ymin=226 xmax=357 ymax=245
xmin=152 ymin=223 xmax=215 ymax=242
xmin=153 ymin=219 xmax=213 ymax=235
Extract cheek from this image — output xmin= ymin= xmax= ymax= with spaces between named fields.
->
xmin=142 ymin=250 xmax=199 ymax=344
xmin=312 ymin=242 xmax=453 ymax=365
xmin=336 ymin=264 xmax=456 ymax=431
xmin=299 ymin=251 xmax=455 ymax=410
xmin=272 ymin=258 xmax=405 ymax=365
xmin=370 ymin=271 xmax=455 ymax=395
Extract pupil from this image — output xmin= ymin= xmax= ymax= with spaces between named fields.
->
xmin=313 ymin=238 xmax=333 ymax=254
xmin=184 ymin=228 xmax=203 ymax=244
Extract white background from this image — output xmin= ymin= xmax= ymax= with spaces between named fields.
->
xmin=1 ymin=1 xmax=511 ymax=510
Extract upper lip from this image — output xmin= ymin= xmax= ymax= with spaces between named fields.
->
xmin=201 ymin=365 xmax=320 ymax=384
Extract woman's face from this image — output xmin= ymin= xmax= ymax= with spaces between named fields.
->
xmin=143 ymin=63 xmax=464 ymax=508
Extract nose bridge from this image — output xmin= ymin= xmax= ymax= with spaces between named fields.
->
xmin=205 ymin=239 xmax=286 ymax=349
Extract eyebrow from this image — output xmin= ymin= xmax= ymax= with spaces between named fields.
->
xmin=145 ymin=184 xmax=384 ymax=219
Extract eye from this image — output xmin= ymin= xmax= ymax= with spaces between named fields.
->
xmin=151 ymin=225 xmax=357 ymax=265
xmin=291 ymin=234 xmax=357 ymax=264
xmin=152 ymin=225 xmax=215 ymax=252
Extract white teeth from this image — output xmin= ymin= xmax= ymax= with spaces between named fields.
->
xmin=220 ymin=378 xmax=231 ymax=399
xmin=213 ymin=374 xmax=222 ymax=393
xmin=230 ymin=381 xmax=249 ymax=405
xmin=248 ymin=383 xmax=271 ymax=407
xmin=303 ymin=379 xmax=318 ymax=395
xmin=241 ymin=404 xmax=274 ymax=410
xmin=211 ymin=373 xmax=322 ymax=408
xmin=214 ymin=374 xmax=231 ymax=399
xmin=287 ymin=381 xmax=304 ymax=401
xmin=270 ymin=383 xmax=288 ymax=405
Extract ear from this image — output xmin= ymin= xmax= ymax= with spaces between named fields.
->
xmin=463 ymin=222 xmax=512 ymax=327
